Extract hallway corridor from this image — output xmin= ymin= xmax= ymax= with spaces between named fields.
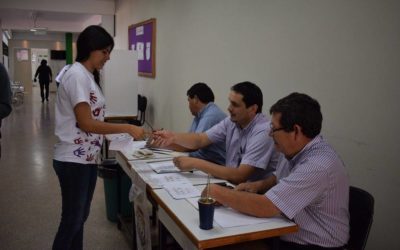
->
xmin=0 ymin=87 xmax=130 ymax=250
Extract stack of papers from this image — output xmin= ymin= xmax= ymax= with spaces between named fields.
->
xmin=148 ymin=160 xmax=180 ymax=173
xmin=108 ymin=133 xmax=147 ymax=152
xmin=107 ymin=133 xmax=131 ymax=141
xmin=109 ymin=135 xmax=134 ymax=151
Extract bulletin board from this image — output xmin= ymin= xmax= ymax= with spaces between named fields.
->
xmin=128 ymin=18 xmax=156 ymax=78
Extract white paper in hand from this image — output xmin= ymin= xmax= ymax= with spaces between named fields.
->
xmin=109 ymin=137 xmax=134 ymax=151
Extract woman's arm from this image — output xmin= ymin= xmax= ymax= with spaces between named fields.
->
xmin=74 ymin=102 xmax=144 ymax=139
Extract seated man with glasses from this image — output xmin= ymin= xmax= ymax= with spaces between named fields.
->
xmin=206 ymin=93 xmax=349 ymax=250
xmin=151 ymin=81 xmax=279 ymax=184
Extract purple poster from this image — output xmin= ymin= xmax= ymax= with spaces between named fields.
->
xmin=128 ymin=18 xmax=156 ymax=78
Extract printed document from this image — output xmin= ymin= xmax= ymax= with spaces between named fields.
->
xmin=163 ymin=182 xmax=201 ymax=199
xmin=148 ymin=160 xmax=180 ymax=173
xmin=148 ymin=173 xmax=190 ymax=186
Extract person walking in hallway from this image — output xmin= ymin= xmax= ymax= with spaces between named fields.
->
xmin=34 ymin=59 xmax=53 ymax=102
xmin=52 ymin=25 xmax=144 ymax=250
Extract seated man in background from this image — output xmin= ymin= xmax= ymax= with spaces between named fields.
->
xmin=152 ymin=81 xmax=279 ymax=184
xmin=207 ymin=93 xmax=349 ymax=250
xmin=184 ymin=82 xmax=226 ymax=165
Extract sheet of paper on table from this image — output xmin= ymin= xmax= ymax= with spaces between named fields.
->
xmin=163 ymin=182 xmax=201 ymax=199
xmin=148 ymin=173 xmax=190 ymax=186
xmin=186 ymin=197 xmax=277 ymax=228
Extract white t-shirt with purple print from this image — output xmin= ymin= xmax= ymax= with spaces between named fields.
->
xmin=54 ymin=62 xmax=105 ymax=164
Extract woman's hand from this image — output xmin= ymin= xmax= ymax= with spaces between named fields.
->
xmin=128 ymin=125 xmax=145 ymax=140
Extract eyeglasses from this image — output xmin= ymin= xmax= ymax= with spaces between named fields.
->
xmin=269 ymin=124 xmax=285 ymax=135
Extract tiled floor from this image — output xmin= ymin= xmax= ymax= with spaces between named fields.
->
xmin=0 ymin=87 xmax=131 ymax=250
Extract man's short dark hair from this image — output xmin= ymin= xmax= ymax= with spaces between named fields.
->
xmin=187 ymin=82 xmax=215 ymax=103
xmin=231 ymin=81 xmax=263 ymax=113
xmin=269 ymin=92 xmax=322 ymax=138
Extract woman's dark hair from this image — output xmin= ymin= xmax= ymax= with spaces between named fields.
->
xmin=40 ymin=59 xmax=47 ymax=66
xmin=231 ymin=81 xmax=263 ymax=113
xmin=269 ymin=92 xmax=322 ymax=138
xmin=76 ymin=25 xmax=114 ymax=85
xmin=187 ymin=82 xmax=215 ymax=103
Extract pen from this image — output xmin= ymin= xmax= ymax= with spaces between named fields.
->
xmin=153 ymin=151 xmax=172 ymax=156
xmin=145 ymin=121 xmax=155 ymax=131
xmin=144 ymin=120 xmax=164 ymax=132
xmin=145 ymin=158 xmax=173 ymax=163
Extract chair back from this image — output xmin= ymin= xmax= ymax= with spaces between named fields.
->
xmin=138 ymin=95 xmax=147 ymax=125
xmin=137 ymin=94 xmax=142 ymax=110
xmin=347 ymin=186 xmax=374 ymax=250
xmin=129 ymin=95 xmax=147 ymax=126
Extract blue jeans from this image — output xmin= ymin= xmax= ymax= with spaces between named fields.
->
xmin=52 ymin=160 xmax=98 ymax=250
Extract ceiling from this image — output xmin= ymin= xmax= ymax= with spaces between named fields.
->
xmin=0 ymin=0 xmax=115 ymax=37
xmin=0 ymin=9 xmax=100 ymax=35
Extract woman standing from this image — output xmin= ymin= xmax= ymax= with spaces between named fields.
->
xmin=52 ymin=25 xmax=144 ymax=250
xmin=34 ymin=59 xmax=52 ymax=102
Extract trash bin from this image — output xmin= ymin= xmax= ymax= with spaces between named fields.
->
xmin=98 ymin=159 xmax=132 ymax=222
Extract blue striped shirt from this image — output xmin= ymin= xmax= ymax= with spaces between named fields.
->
xmin=206 ymin=113 xmax=279 ymax=181
xmin=266 ymin=135 xmax=349 ymax=247
xmin=188 ymin=102 xmax=227 ymax=165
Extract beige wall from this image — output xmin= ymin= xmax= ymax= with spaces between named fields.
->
xmin=8 ymin=39 xmax=71 ymax=93
xmin=12 ymin=48 xmax=32 ymax=92
xmin=114 ymin=0 xmax=400 ymax=249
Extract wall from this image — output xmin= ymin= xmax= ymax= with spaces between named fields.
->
xmin=9 ymin=39 xmax=67 ymax=92
xmin=114 ymin=0 xmax=400 ymax=249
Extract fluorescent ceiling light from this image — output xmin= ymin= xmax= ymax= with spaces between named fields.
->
xmin=30 ymin=27 xmax=47 ymax=32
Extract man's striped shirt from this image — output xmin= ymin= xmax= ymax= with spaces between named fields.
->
xmin=266 ymin=135 xmax=349 ymax=247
